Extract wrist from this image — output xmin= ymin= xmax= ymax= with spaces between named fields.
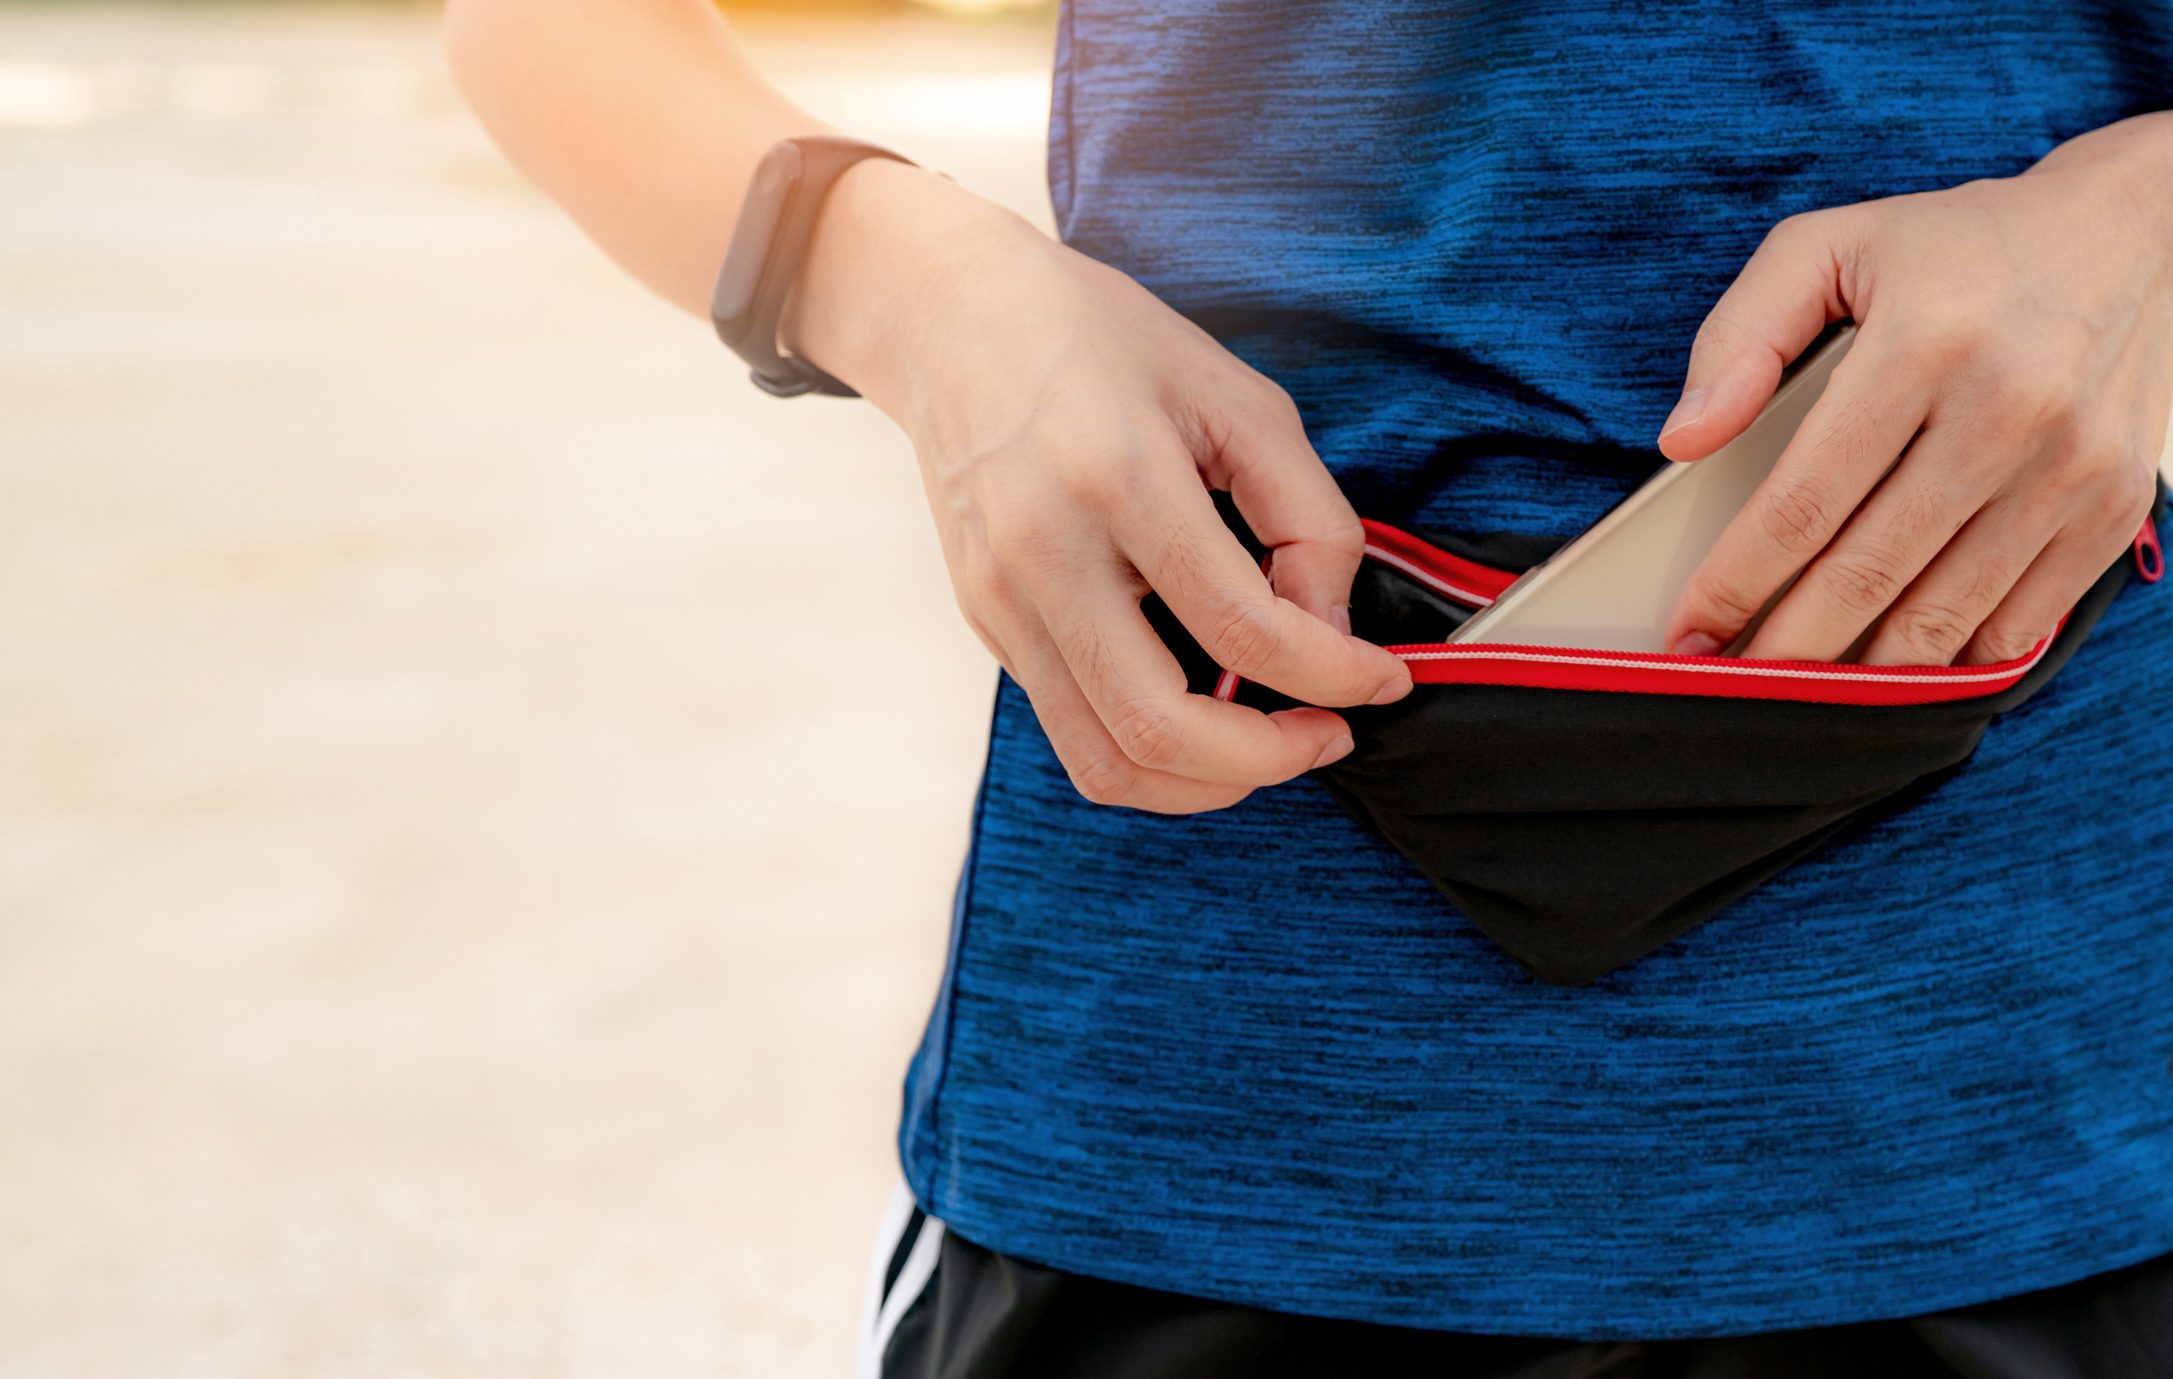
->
xmin=2029 ymin=112 xmax=2173 ymax=243
xmin=780 ymin=157 xmax=1035 ymax=416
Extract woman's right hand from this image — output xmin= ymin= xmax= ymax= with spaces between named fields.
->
xmin=788 ymin=160 xmax=1411 ymax=814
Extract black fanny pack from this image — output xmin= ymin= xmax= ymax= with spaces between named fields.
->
xmin=1157 ymin=485 xmax=2166 ymax=986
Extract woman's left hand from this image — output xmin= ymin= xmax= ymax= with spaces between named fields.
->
xmin=1660 ymin=113 xmax=2173 ymax=666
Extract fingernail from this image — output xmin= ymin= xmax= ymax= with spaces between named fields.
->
xmin=1331 ymin=603 xmax=1352 ymax=637
xmin=1670 ymin=630 xmax=1723 ymax=658
xmin=1311 ymin=735 xmax=1354 ymax=769
xmin=1658 ymin=388 xmax=1707 ymax=441
xmin=1368 ymin=673 xmax=1413 ymax=706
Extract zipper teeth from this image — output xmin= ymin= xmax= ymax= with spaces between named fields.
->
xmin=1365 ymin=540 xmax=2045 ymax=680
xmin=1339 ymin=516 xmax=2166 ymax=695
xmin=1387 ymin=641 xmax=2049 ymax=685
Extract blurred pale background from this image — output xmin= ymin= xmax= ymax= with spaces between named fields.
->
xmin=0 ymin=3 xmax=1053 ymax=1375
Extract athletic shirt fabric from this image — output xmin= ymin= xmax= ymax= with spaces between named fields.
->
xmin=897 ymin=0 xmax=2173 ymax=1338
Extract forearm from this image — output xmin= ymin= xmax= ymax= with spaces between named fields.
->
xmin=443 ymin=0 xmax=831 ymax=314
xmin=444 ymin=0 xmax=1032 ymax=414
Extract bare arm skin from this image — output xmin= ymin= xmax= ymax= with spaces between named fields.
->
xmin=445 ymin=0 xmax=816 ymax=312
xmin=446 ymin=0 xmax=1412 ymax=814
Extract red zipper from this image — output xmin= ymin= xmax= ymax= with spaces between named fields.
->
xmin=1291 ymin=521 xmax=2068 ymax=708
xmin=1217 ymin=516 xmax=2161 ymax=708
xmin=1387 ymin=636 xmax=2055 ymax=706
xmin=1357 ymin=519 xmax=1518 ymax=606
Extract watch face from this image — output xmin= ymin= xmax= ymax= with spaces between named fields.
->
xmin=710 ymin=141 xmax=804 ymax=332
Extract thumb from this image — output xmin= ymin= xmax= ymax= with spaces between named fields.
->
xmin=1658 ymin=208 xmax=1858 ymax=462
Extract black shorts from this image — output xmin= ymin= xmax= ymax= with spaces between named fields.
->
xmin=857 ymin=1189 xmax=2173 ymax=1379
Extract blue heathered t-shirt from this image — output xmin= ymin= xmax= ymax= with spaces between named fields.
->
xmin=898 ymin=0 xmax=2173 ymax=1338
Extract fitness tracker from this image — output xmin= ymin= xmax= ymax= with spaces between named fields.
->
xmin=710 ymin=136 xmax=911 ymax=398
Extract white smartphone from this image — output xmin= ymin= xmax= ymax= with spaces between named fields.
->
xmin=1449 ymin=324 xmax=1857 ymax=654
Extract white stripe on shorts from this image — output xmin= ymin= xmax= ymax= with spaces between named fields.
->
xmin=853 ymin=1180 xmax=945 ymax=1379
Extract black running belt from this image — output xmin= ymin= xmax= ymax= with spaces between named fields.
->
xmin=1149 ymin=485 xmax=2166 ymax=985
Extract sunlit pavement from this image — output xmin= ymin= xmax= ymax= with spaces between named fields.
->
xmin=0 ymin=5 xmax=1053 ymax=1376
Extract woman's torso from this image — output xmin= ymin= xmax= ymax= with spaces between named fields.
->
xmin=898 ymin=0 xmax=2173 ymax=1337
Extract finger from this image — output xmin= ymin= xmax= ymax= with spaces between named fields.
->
xmin=1960 ymin=510 xmax=2142 ymax=667
xmin=1002 ymin=622 xmax=1256 ymax=814
xmin=1658 ymin=208 xmax=1859 ymax=462
xmin=1121 ymin=471 xmax=1409 ymax=708
xmin=1741 ymin=424 xmax=2006 ymax=661
xmin=1666 ymin=334 xmax=1929 ymax=655
xmin=1036 ymin=569 xmax=1358 ymax=787
xmin=1850 ymin=493 xmax=2052 ymax=666
xmin=1202 ymin=384 xmax=1370 ymax=633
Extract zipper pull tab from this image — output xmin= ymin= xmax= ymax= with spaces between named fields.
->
xmin=2136 ymin=518 xmax=2164 ymax=584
